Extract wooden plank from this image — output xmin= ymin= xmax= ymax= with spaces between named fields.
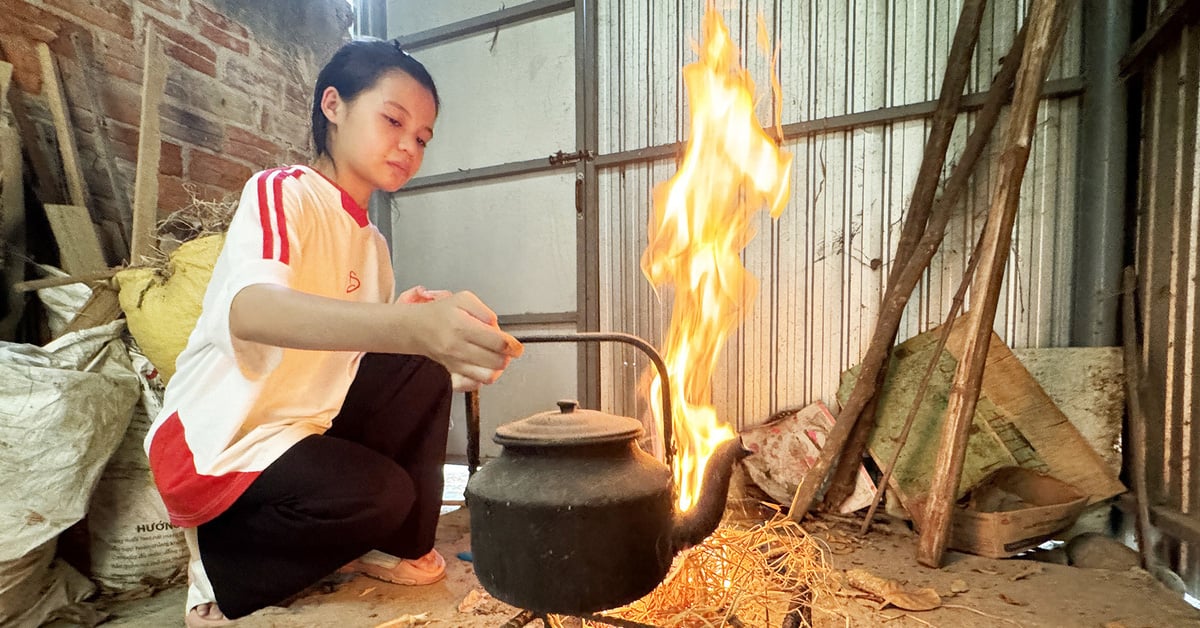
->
xmin=945 ymin=323 xmax=1126 ymax=503
xmin=62 ymin=283 xmax=122 ymax=336
xmin=37 ymin=42 xmax=89 ymax=209
xmin=1009 ymin=347 xmax=1124 ymax=473
xmin=44 ymin=203 xmax=106 ymax=274
xmin=0 ymin=60 xmax=13 ymax=202
xmin=131 ymin=25 xmax=167 ymax=264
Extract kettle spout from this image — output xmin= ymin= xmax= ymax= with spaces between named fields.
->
xmin=670 ymin=437 xmax=751 ymax=552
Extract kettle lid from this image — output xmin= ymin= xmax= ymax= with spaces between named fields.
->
xmin=494 ymin=400 xmax=644 ymax=446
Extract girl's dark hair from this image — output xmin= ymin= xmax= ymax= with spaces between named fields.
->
xmin=311 ymin=37 xmax=440 ymax=157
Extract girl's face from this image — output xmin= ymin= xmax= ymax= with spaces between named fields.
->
xmin=321 ymin=69 xmax=437 ymax=204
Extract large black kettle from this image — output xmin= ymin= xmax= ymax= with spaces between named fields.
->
xmin=464 ymin=333 xmax=748 ymax=615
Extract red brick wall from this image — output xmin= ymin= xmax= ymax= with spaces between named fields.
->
xmin=0 ymin=0 xmax=350 ymax=261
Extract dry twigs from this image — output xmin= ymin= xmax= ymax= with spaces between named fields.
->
xmin=583 ymin=511 xmax=830 ymax=628
xmin=13 ymin=188 xmax=235 ymax=293
xmin=137 ymin=190 xmax=236 ymax=275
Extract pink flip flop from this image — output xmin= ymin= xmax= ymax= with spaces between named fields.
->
xmin=341 ymin=549 xmax=446 ymax=586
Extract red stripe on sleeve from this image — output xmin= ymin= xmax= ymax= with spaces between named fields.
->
xmin=257 ymin=171 xmax=275 ymax=260
xmin=274 ymin=170 xmax=289 ymax=265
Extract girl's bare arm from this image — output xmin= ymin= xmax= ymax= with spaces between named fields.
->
xmin=230 ymin=283 xmax=521 ymax=384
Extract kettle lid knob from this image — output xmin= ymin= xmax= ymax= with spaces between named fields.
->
xmin=556 ymin=399 xmax=579 ymax=414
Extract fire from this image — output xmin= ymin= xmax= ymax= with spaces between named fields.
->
xmin=643 ymin=6 xmax=792 ymax=512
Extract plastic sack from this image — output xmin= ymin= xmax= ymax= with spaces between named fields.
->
xmin=86 ymin=343 xmax=188 ymax=594
xmin=0 ymin=320 xmax=140 ymax=625
xmin=116 ymin=234 xmax=224 ymax=382
xmin=33 ymin=264 xmax=93 ymax=338
xmin=0 ymin=540 xmax=95 ymax=628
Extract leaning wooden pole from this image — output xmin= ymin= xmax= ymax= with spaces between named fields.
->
xmin=131 ymin=25 xmax=167 ymax=264
xmin=789 ymin=0 xmax=988 ymax=519
xmin=915 ymin=0 xmax=1075 ymax=568
xmin=906 ymin=21 xmax=1029 ymax=286
xmin=822 ymin=0 xmax=988 ymax=511
xmin=1122 ymin=266 xmax=1153 ymax=571
xmin=858 ymin=222 xmax=988 ymax=537
xmin=14 ymin=268 xmax=122 ymax=293
xmin=37 ymin=42 xmax=89 ymax=209
xmin=829 ymin=20 xmax=1030 ymax=514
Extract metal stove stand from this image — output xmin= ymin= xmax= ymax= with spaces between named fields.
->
xmin=502 ymin=609 xmax=661 ymax=628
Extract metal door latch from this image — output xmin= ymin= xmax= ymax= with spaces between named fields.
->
xmin=549 ymin=149 xmax=595 ymax=166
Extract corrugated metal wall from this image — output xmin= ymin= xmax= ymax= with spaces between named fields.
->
xmin=596 ymin=0 xmax=1084 ymax=430
xmin=1134 ymin=12 xmax=1200 ymax=593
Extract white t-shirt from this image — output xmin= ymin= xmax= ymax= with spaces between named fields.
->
xmin=144 ymin=165 xmax=395 ymax=528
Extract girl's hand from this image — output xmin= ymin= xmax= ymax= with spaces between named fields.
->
xmin=450 ymin=372 xmax=483 ymax=392
xmin=397 ymin=285 xmax=452 ymax=304
xmin=409 ymin=291 xmax=523 ymax=385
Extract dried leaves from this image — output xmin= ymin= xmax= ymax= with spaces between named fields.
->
xmin=844 ymin=569 xmax=942 ymax=612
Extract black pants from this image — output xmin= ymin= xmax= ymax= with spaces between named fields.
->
xmin=196 ymin=353 xmax=452 ymax=619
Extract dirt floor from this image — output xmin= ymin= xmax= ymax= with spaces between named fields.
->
xmin=81 ymin=470 xmax=1200 ymax=628
xmin=802 ymin=513 xmax=1200 ymax=627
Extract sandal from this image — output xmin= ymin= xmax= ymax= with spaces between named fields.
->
xmin=185 ymin=603 xmax=233 ymax=627
xmin=341 ymin=549 xmax=446 ymax=586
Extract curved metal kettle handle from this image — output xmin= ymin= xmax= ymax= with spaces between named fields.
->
xmin=513 ymin=332 xmax=674 ymax=470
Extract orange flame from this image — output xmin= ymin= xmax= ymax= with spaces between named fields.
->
xmin=642 ymin=6 xmax=792 ymax=512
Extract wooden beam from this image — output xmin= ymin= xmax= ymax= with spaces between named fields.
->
xmin=0 ymin=60 xmax=12 ymax=196
xmin=131 ymin=25 xmax=167 ymax=264
xmin=43 ymin=204 xmax=106 ymax=274
xmin=0 ymin=61 xmax=11 ymax=239
xmin=1148 ymin=505 xmax=1200 ymax=548
xmin=916 ymin=0 xmax=1076 ymax=568
xmin=37 ymin=42 xmax=90 ymax=209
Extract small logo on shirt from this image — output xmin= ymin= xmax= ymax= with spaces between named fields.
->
xmin=346 ymin=271 xmax=361 ymax=293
